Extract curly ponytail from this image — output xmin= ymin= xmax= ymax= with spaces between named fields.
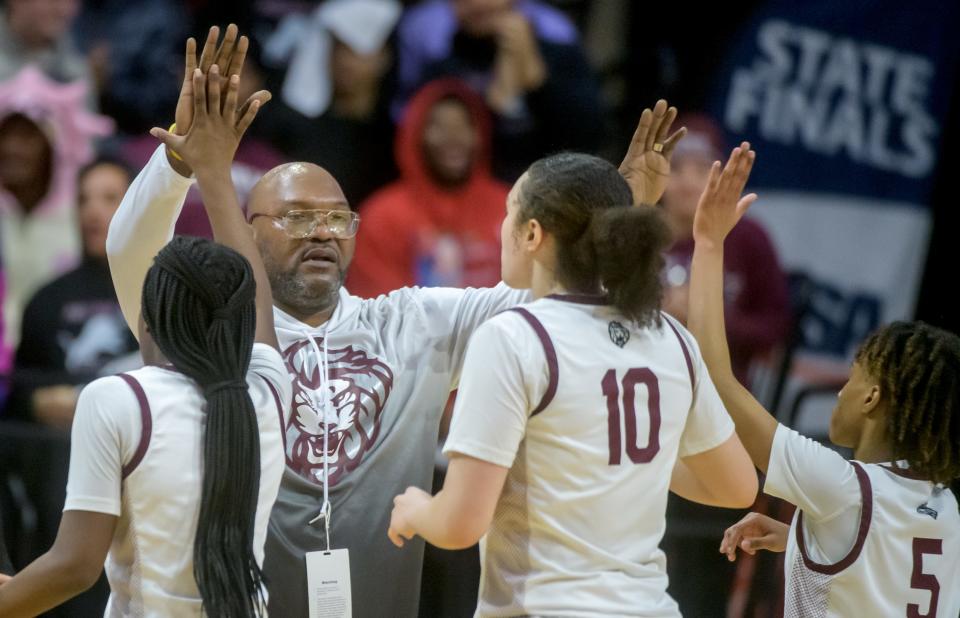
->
xmin=517 ymin=153 xmax=670 ymax=326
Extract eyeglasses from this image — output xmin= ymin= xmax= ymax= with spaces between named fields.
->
xmin=249 ymin=209 xmax=361 ymax=239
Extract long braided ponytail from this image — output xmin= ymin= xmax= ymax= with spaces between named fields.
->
xmin=141 ymin=236 xmax=265 ymax=617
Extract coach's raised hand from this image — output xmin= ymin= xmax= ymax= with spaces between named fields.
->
xmin=618 ymin=99 xmax=687 ymax=206
xmin=167 ymin=24 xmax=270 ymax=177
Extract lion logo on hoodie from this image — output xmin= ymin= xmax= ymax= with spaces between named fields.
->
xmin=282 ymin=337 xmax=394 ymax=486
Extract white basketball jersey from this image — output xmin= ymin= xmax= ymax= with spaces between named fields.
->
xmin=783 ymin=461 xmax=960 ymax=618
xmin=445 ymin=295 xmax=735 ymax=617
xmin=65 ymin=344 xmax=288 ymax=617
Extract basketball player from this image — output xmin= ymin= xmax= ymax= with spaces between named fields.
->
xmin=106 ymin=25 xmax=695 ymax=617
xmin=688 ymin=143 xmax=960 ymax=616
xmin=388 ymin=150 xmax=758 ymax=616
xmin=0 ymin=61 xmax=285 ymax=616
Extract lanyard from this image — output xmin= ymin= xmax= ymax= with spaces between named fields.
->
xmin=305 ymin=332 xmax=333 ymax=551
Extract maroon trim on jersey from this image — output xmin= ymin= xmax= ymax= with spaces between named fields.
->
xmin=508 ymin=308 xmax=558 ymax=417
xmin=545 ymin=293 xmax=609 ymax=306
xmin=880 ymin=463 xmax=928 ymax=481
xmin=795 ymin=461 xmax=873 ymax=575
xmin=261 ymin=375 xmax=288 ymax=451
xmin=664 ymin=317 xmax=695 ymax=391
xmin=118 ymin=374 xmax=153 ymax=480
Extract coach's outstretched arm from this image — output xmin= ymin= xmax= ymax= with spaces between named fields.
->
xmin=686 ymin=143 xmax=779 ymax=473
xmin=106 ymin=25 xmax=269 ymax=337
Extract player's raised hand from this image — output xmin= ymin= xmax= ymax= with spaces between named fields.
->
xmin=618 ymin=99 xmax=687 ymax=206
xmin=388 ymin=487 xmax=430 ymax=548
xmin=719 ymin=512 xmax=788 ymax=562
xmin=152 ymin=66 xmax=268 ymax=178
xmin=692 ymin=141 xmax=757 ymax=250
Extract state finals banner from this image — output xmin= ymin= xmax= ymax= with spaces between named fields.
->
xmin=710 ymin=0 xmax=959 ymax=425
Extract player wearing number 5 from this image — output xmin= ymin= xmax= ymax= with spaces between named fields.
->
xmin=388 ymin=110 xmax=758 ymax=616
xmin=690 ymin=144 xmax=960 ymax=617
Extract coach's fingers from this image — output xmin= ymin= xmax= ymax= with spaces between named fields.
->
xmin=225 ymin=34 xmax=249 ymax=79
xmin=214 ymin=23 xmax=239 ymax=72
xmin=235 ymin=99 xmax=262 ymax=136
xmin=654 ymin=104 xmax=678 ymax=147
xmin=645 ymin=99 xmax=668 ymax=150
xmin=198 ymin=26 xmax=220 ymax=73
xmin=630 ymin=108 xmax=652 ymax=155
xmin=661 ymin=126 xmax=687 ymax=159
xmin=184 ymin=37 xmax=197 ymax=81
xmin=236 ymin=90 xmax=272 ymax=122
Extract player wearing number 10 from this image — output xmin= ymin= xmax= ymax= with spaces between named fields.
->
xmin=388 ymin=152 xmax=758 ymax=617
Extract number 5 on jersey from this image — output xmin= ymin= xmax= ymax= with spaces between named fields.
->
xmin=603 ymin=368 xmax=661 ymax=465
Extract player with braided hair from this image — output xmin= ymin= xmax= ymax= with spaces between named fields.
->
xmin=0 ymin=36 xmax=287 ymax=617
xmin=854 ymin=322 xmax=960 ymax=485
xmin=688 ymin=143 xmax=960 ymax=617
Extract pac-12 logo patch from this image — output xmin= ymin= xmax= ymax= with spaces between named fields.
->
xmin=608 ymin=321 xmax=630 ymax=348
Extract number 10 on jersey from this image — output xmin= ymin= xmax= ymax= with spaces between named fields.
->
xmin=603 ymin=368 xmax=662 ymax=465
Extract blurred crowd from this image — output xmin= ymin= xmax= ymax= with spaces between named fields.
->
xmin=0 ymin=0 xmax=872 ymax=616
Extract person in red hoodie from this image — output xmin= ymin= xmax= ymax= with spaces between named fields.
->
xmin=349 ymin=78 xmax=508 ymax=298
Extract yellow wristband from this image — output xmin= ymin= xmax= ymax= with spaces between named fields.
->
xmin=166 ymin=123 xmax=184 ymax=162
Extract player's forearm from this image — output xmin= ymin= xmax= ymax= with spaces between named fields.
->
xmin=106 ymin=145 xmax=193 ymax=338
xmin=689 ymin=243 xmax=777 ymax=472
xmin=0 ymin=551 xmax=97 ymax=617
xmin=194 ymin=167 xmax=278 ymax=348
xmin=688 ymin=244 xmax=737 ymax=380
xmin=410 ymin=491 xmax=485 ymax=550
xmin=671 ymin=459 xmax=730 ymax=506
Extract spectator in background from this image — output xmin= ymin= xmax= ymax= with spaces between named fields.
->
xmin=6 ymin=157 xmax=139 ymax=428
xmin=396 ymin=0 xmax=604 ymax=180
xmin=660 ymin=115 xmax=790 ymax=384
xmin=349 ymin=79 xmax=507 ymax=298
xmin=0 ymin=66 xmax=113 ymax=353
xmin=72 ymin=0 xmax=188 ymax=134
xmin=0 ymin=0 xmax=94 ymax=107
xmin=256 ymin=0 xmax=401 ymax=207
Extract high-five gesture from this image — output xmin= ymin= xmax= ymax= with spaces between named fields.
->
xmin=692 ymin=142 xmax=757 ymax=249
xmin=169 ymin=25 xmax=270 ymax=176
xmin=619 ymin=99 xmax=686 ymax=206
xmin=150 ymin=66 xmax=277 ymax=350
xmin=153 ymin=67 xmax=263 ymax=177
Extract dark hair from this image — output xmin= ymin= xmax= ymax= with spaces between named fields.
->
xmin=78 ymin=155 xmax=134 ymax=187
xmin=517 ymin=152 xmax=670 ymax=327
xmin=141 ymin=236 xmax=265 ymax=617
xmin=855 ymin=321 xmax=960 ymax=485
